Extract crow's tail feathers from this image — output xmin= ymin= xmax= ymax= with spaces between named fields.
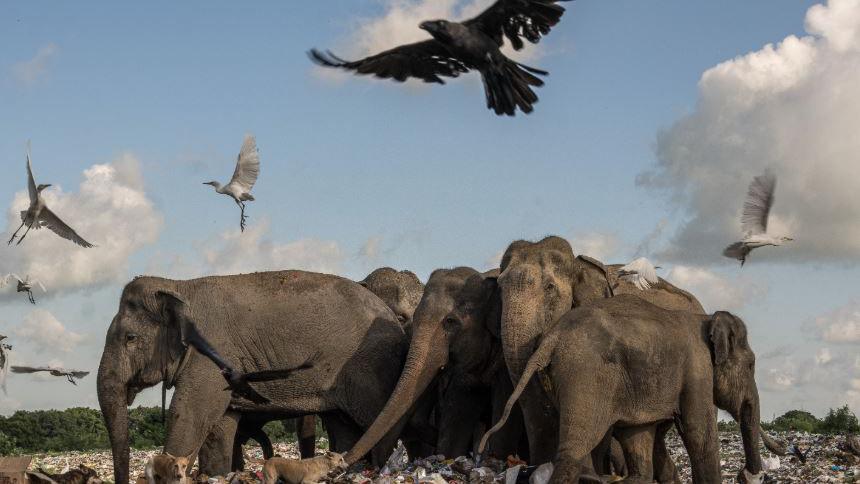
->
xmin=481 ymin=59 xmax=546 ymax=116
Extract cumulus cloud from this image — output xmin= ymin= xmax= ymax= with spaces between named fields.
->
xmin=810 ymin=298 xmax=860 ymax=343
xmin=664 ymin=265 xmax=767 ymax=313
xmin=638 ymin=0 xmax=860 ymax=265
xmin=12 ymin=43 xmax=58 ymax=85
xmin=0 ymin=154 xmax=163 ymax=297
xmin=11 ymin=310 xmax=84 ymax=353
xmin=200 ymin=218 xmax=345 ymax=276
xmin=314 ymin=0 xmax=546 ymax=82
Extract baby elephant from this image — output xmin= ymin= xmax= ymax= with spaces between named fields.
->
xmin=144 ymin=454 xmax=191 ymax=484
xmin=481 ymin=295 xmax=765 ymax=484
xmin=261 ymin=452 xmax=347 ymax=484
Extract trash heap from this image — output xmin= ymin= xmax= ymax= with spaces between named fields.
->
xmin=17 ymin=431 xmax=860 ymax=483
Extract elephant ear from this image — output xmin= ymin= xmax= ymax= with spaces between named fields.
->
xmin=156 ymin=290 xmax=192 ymax=341
xmin=482 ymin=275 xmax=503 ymax=339
xmin=709 ymin=311 xmax=736 ymax=366
xmin=573 ymin=255 xmax=615 ymax=305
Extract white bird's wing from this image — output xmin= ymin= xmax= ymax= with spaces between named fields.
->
xmin=723 ymin=242 xmax=750 ymax=260
xmin=0 ymin=275 xmax=8 ymax=288
xmin=38 ymin=208 xmax=95 ymax=248
xmin=741 ymin=172 xmax=776 ymax=236
xmin=228 ymin=134 xmax=260 ymax=193
xmin=8 ymin=274 xmax=24 ymax=285
xmin=26 ymin=141 xmax=37 ymax=203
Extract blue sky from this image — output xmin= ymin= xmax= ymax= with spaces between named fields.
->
xmin=1 ymin=0 xmax=858 ymax=420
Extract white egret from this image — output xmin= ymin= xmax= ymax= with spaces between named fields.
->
xmin=617 ymin=257 xmax=660 ymax=290
xmin=203 ymin=134 xmax=260 ymax=232
xmin=723 ymin=171 xmax=792 ymax=266
xmin=7 ymin=142 xmax=95 ymax=248
xmin=1 ymin=273 xmax=47 ymax=304
xmin=10 ymin=365 xmax=89 ymax=385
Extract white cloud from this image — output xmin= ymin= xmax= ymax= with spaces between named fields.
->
xmin=664 ymin=265 xmax=767 ymax=313
xmin=12 ymin=43 xmax=58 ymax=85
xmin=11 ymin=310 xmax=84 ymax=353
xmin=811 ymin=298 xmax=860 ymax=343
xmin=0 ymin=153 xmax=163 ymax=297
xmin=569 ymin=231 xmax=621 ymax=262
xmin=315 ymin=0 xmax=546 ymax=82
xmin=638 ymin=0 xmax=860 ymax=265
xmin=358 ymin=236 xmax=383 ymax=262
xmin=200 ymin=219 xmax=345 ymax=276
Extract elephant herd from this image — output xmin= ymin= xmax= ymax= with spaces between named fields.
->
xmin=97 ymin=235 xmax=782 ymax=484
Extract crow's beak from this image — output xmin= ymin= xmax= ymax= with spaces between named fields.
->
xmin=419 ymin=21 xmax=433 ymax=32
xmin=43 ymin=184 xmax=52 ymax=188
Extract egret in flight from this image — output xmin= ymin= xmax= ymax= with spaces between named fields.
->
xmin=617 ymin=257 xmax=660 ymax=291
xmin=1 ymin=274 xmax=46 ymax=304
xmin=723 ymin=171 xmax=793 ymax=266
xmin=203 ymin=134 xmax=260 ymax=232
xmin=10 ymin=365 xmax=89 ymax=385
xmin=7 ymin=142 xmax=95 ymax=248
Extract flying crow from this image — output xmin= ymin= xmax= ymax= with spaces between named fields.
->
xmin=310 ymin=0 xmax=572 ymax=116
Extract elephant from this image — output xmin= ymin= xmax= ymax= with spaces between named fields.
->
xmin=481 ymin=296 xmax=766 ymax=484
xmin=214 ymin=267 xmax=426 ymax=471
xmin=495 ymin=236 xmax=714 ymax=464
xmin=344 ymin=267 xmax=515 ymax=464
xmin=97 ymin=271 xmax=409 ymax=484
xmin=359 ymin=267 xmax=424 ymax=330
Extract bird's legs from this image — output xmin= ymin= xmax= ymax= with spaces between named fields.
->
xmin=237 ymin=201 xmax=248 ymax=232
xmin=67 ymin=375 xmax=77 ymax=385
xmin=27 ymin=290 xmax=35 ymax=305
xmin=7 ymin=221 xmax=25 ymax=245
xmin=16 ymin=222 xmax=35 ymax=246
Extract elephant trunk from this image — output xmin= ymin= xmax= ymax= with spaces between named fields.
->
xmin=345 ymin=324 xmax=447 ymax=465
xmin=760 ymin=427 xmax=787 ymax=455
xmin=738 ymin=398 xmax=763 ymax=476
xmin=97 ymin=349 xmax=130 ymax=484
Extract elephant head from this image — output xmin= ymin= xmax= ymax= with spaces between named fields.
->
xmin=97 ymin=277 xmax=190 ymax=484
xmin=346 ymin=267 xmax=478 ymax=464
xmin=708 ymin=312 xmax=763 ymax=477
xmin=359 ymin=267 xmax=425 ymax=328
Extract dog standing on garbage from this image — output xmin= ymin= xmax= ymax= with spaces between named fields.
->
xmin=144 ymin=454 xmax=190 ymax=484
xmin=261 ymin=452 xmax=347 ymax=484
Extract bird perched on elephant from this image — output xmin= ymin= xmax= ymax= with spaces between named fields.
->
xmin=310 ymin=0 xmax=572 ymax=116
xmin=481 ymin=297 xmax=769 ymax=484
xmin=97 ymin=271 xmax=408 ymax=484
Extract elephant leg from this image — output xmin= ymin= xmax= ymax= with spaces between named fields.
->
xmin=518 ymin=380 xmax=559 ymax=465
xmin=589 ymin=430 xmax=613 ymax=475
xmin=550 ymin=385 xmax=612 ymax=484
xmin=164 ymin=361 xmax=233 ymax=465
xmin=321 ymin=412 xmax=362 ymax=454
xmin=609 ymin=436 xmax=627 ymax=477
xmin=487 ymin=370 xmax=526 ymax=460
xmin=652 ymin=420 xmax=680 ymax=484
xmin=197 ymin=412 xmax=240 ymax=477
xmin=296 ymin=415 xmax=316 ymax=458
xmin=614 ymin=424 xmax=656 ymax=484
xmin=676 ymin=387 xmax=721 ymax=484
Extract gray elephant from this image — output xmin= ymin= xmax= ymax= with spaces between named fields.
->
xmin=496 ymin=236 xmax=708 ymax=464
xmin=215 ymin=267 xmax=426 ymax=471
xmin=482 ymin=297 xmax=765 ymax=484
xmin=97 ymin=271 xmax=408 ymax=484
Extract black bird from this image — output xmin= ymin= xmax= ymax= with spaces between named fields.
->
xmin=183 ymin=322 xmax=314 ymax=404
xmin=787 ymin=442 xmax=809 ymax=463
xmin=309 ymin=0 xmax=572 ymax=116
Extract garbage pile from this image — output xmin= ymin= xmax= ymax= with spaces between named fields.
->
xmin=18 ymin=431 xmax=859 ymax=483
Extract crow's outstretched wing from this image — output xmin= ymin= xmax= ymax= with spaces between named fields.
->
xmin=465 ymin=0 xmax=572 ymax=50
xmin=309 ymin=41 xmax=471 ymax=84
xmin=741 ymin=172 xmax=776 ymax=236
xmin=69 ymin=371 xmax=90 ymax=380
xmin=183 ymin=323 xmax=271 ymax=404
xmin=10 ymin=366 xmax=51 ymax=374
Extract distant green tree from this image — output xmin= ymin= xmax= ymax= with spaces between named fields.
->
xmin=717 ymin=420 xmax=740 ymax=432
xmin=819 ymin=405 xmax=860 ymax=434
xmin=0 ymin=431 xmax=17 ymax=456
xmin=768 ymin=409 xmax=821 ymax=433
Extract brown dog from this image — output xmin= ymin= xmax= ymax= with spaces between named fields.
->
xmin=144 ymin=454 xmax=191 ymax=484
xmin=35 ymin=465 xmax=102 ymax=484
xmin=261 ymin=452 xmax=347 ymax=484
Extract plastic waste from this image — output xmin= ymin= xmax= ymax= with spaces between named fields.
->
xmin=529 ymin=463 xmax=553 ymax=484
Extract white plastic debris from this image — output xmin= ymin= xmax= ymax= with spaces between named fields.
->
xmin=505 ymin=464 xmax=521 ymax=484
xmin=529 ymin=462 xmax=554 ymax=484
xmin=762 ymin=455 xmax=780 ymax=472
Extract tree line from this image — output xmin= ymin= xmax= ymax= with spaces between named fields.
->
xmin=0 ymin=405 xmax=856 ymax=456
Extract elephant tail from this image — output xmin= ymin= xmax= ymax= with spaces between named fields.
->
xmin=477 ymin=332 xmax=558 ymax=455
xmin=760 ymin=427 xmax=787 ymax=455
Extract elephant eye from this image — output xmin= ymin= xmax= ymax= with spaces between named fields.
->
xmin=544 ymin=282 xmax=556 ymax=292
xmin=126 ymin=332 xmax=138 ymax=343
xmin=443 ymin=316 xmax=462 ymax=333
